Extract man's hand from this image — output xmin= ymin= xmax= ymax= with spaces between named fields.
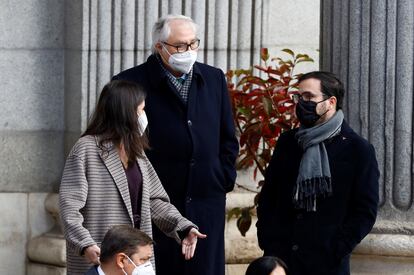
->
xmin=181 ymin=228 xmax=207 ymax=260
xmin=84 ymin=244 xmax=101 ymax=264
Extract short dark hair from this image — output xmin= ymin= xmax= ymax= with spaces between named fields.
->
xmin=100 ymin=225 xmax=153 ymax=263
xmin=298 ymin=71 xmax=345 ymax=110
xmin=245 ymin=256 xmax=288 ymax=275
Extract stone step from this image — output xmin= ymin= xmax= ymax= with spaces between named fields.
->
xmin=225 ymin=264 xmax=248 ymax=275
xmin=27 ymin=235 xmax=66 ymax=267
xmin=27 ymin=263 xmax=66 ymax=275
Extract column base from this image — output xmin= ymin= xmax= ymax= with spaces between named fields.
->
xmin=27 ymin=263 xmax=66 ymax=275
xmin=351 ymin=254 xmax=414 ymax=275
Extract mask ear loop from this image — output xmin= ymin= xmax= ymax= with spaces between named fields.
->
xmin=316 ymin=96 xmax=332 ymax=118
xmin=126 ymin=255 xmax=138 ymax=268
xmin=121 ymin=254 xmax=138 ymax=275
xmin=157 ymin=43 xmax=175 ymax=70
xmin=160 ymin=43 xmax=172 ymax=57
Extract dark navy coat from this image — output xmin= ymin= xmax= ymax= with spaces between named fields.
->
xmin=113 ymin=54 xmax=238 ymax=275
xmin=84 ymin=266 xmax=99 ymax=275
xmin=257 ymin=121 xmax=379 ymax=275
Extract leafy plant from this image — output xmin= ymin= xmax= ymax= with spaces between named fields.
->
xmin=226 ymin=48 xmax=314 ymax=236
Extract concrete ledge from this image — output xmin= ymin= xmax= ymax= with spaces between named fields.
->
xmin=225 ymin=216 xmax=262 ymax=264
xmin=45 ymin=193 xmax=60 ymax=215
xmin=226 ymin=192 xmax=256 ymax=211
xmin=27 ymin=263 xmax=66 ymax=275
xmin=355 ymin=233 xmax=414 ymax=257
xmin=351 ymin=254 xmax=414 ymax=275
xmin=27 ymin=235 xmax=66 ymax=267
xmin=225 ymin=264 xmax=248 ymax=275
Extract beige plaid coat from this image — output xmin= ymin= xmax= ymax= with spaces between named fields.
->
xmin=59 ymin=135 xmax=195 ymax=274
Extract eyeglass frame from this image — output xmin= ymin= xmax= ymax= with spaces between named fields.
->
xmin=161 ymin=38 xmax=201 ymax=53
xmin=291 ymin=93 xmax=331 ymax=104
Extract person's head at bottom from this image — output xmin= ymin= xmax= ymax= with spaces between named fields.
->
xmin=245 ymin=256 xmax=288 ymax=275
xmin=99 ymin=225 xmax=154 ymax=275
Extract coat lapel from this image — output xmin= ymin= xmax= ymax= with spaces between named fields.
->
xmin=136 ymin=156 xmax=150 ymax=227
xmin=147 ymin=55 xmax=186 ymax=107
xmin=186 ymin=63 xmax=205 ymax=117
xmin=98 ymin=139 xmax=134 ymax=225
xmin=325 ymin=121 xmax=353 ymax=161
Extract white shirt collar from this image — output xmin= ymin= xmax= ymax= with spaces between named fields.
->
xmin=97 ymin=265 xmax=106 ymax=275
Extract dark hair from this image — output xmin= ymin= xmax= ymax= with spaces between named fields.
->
xmin=82 ymin=80 xmax=149 ymax=162
xmin=100 ymin=225 xmax=154 ymax=263
xmin=245 ymin=256 xmax=288 ymax=275
xmin=298 ymin=71 xmax=345 ymax=110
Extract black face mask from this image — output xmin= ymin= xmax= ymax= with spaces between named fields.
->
xmin=295 ymin=98 xmax=329 ymax=127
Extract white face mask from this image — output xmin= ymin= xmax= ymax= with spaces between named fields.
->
xmin=123 ymin=256 xmax=155 ymax=275
xmin=162 ymin=44 xmax=197 ymax=74
xmin=137 ymin=111 xmax=148 ymax=136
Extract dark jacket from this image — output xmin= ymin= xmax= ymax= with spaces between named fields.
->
xmin=113 ymin=55 xmax=238 ymax=275
xmin=257 ymin=121 xmax=379 ymax=275
xmin=84 ymin=266 xmax=99 ymax=275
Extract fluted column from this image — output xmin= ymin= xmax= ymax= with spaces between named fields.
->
xmin=321 ymin=0 xmax=414 ymax=222
xmin=64 ymin=1 xmax=266 ymax=152
xmin=321 ymin=1 xmax=414 ymax=272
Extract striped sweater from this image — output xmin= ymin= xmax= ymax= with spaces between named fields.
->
xmin=59 ymin=135 xmax=196 ymax=274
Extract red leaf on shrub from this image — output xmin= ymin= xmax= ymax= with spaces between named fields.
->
xmin=261 ymin=48 xmax=269 ymax=62
xmin=226 ymin=48 xmax=313 ymax=182
xmin=254 ymin=65 xmax=268 ymax=72
xmin=266 ymin=68 xmax=282 ymax=76
xmin=253 ymin=166 xmax=258 ymax=180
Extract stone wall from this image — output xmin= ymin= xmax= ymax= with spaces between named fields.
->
xmin=0 ymin=1 xmax=320 ymax=274
xmin=0 ymin=0 xmax=65 ymax=192
xmin=0 ymin=0 xmax=65 ymax=274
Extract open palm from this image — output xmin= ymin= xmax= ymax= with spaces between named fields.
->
xmin=182 ymin=228 xmax=207 ymax=260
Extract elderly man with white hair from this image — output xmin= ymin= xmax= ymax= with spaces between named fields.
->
xmin=113 ymin=14 xmax=239 ymax=275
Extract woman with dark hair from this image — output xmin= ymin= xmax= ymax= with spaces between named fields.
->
xmin=246 ymin=256 xmax=288 ymax=275
xmin=59 ymin=80 xmax=206 ymax=275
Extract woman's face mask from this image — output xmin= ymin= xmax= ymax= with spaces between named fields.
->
xmin=123 ymin=256 xmax=155 ymax=275
xmin=137 ymin=111 xmax=148 ymax=136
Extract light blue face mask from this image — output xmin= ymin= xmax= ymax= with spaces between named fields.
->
xmin=122 ymin=255 xmax=155 ymax=275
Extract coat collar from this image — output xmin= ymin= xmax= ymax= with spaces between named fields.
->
xmin=95 ymin=137 xmax=134 ymax=225
xmin=324 ymin=120 xmax=355 ymax=160
xmin=338 ymin=120 xmax=354 ymax=138
xmin=136 ymin=156 xmax=150 ymax=226
xmin=146 ymin=54 xmax=205 ymax=90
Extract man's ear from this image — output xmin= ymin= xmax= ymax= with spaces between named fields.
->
xmin=329 ymin=96 xmax=337 ymax=110
xmin=115 ymin=253 xmax=127 ymax=269
xmin=155 ymin=42 xmax=163 ymax=53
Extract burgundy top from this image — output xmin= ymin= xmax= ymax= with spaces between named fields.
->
xmin=124 ymin=161 xmax=143 ymax=228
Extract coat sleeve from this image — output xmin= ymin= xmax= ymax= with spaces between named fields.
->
xmin=145 ymin=156 xmax=197 ymax=243
xmin=59 ymin=153 xmax=96 ymax=256
xmin=219 ymin=71 xmax=239 ymax=192
xmin=335 ymin=143 xmax=379 ymax=260
xmin=256 ymin=133 xmax=287 ymax=252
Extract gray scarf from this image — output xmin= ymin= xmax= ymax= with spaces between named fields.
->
xmin=293 ymin=110 xmax=344 ymax=211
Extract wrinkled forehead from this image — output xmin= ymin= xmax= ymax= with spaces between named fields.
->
xmin=166 ymin=19 xmax=197 ymax=42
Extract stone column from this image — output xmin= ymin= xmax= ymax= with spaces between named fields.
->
xmin=64 ymin=0 xmax=266 ymax=152
xmin=321 ymin=0 xmax=414 ymax=273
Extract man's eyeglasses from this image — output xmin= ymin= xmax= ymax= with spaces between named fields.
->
xmin=291 ymin=93 xmax=329 ymax=104
xmin=162 ymin=39 xmax=200 ymax=53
